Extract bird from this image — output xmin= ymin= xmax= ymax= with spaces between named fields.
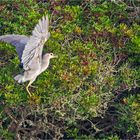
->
xmin=0 ymin=15 xmax=58 ymax=96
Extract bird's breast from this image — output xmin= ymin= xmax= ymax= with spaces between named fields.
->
xmin=40 ymin=59 xmax=50 ymax=74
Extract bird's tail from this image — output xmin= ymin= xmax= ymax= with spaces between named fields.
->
xmin=14 ymin=74 xmax=25 ymax=83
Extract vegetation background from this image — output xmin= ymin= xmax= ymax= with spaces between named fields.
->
xmin=0 ymin=0 xmax=140 ymax=139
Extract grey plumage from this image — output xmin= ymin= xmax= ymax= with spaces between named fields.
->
xmin=0 ymin=35 xmax=29 ymax=61
xmin=0 ymin=15 xmax=57 ymax=96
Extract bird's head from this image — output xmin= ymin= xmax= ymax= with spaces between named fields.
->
xmin=44 ymin=53 xmax=58 ymax=59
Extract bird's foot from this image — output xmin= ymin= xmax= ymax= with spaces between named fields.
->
xmin=30 ymin=85 xmax=38 ymax=88
xmin=29 ymin=95 xmax=41 ymax=104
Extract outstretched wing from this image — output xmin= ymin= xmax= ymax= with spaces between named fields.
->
xmin=21 ymin=15 xmax=50 ymax=71
xmin=0 ymin=35 xmax=29 ymax=60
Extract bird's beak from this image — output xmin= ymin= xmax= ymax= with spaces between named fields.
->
xmin=52 ymin=55 xmax=58 ymax=58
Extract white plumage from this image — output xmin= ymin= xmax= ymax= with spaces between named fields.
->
xmin=0 ymin=15 xmax=57 ymax=96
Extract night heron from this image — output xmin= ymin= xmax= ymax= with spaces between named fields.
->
xmin=0 ymin=15 xmax=57 ymax=96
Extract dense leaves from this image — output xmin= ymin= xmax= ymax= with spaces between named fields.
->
xmin=0 ymin=0 xmax=140 ymax=139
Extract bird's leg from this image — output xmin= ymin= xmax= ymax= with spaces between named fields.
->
xmin=26 ymin=78 xmax=36 ymax=96
xmin=26 ymin=82 xmax=32 ymax=96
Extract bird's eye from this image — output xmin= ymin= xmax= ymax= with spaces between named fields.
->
xmin=50 ymin=53 xmax=53 ymax=55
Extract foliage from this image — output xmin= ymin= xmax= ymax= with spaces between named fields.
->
xmin=0 ymin=0 xmax=140 ymax=139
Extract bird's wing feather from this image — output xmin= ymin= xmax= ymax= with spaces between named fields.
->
xmin=21 ymin=15 xmax=50 ymax=71
xmin=0 ymin=35 xmax=29 ymax=60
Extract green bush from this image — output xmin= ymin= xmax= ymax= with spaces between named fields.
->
xmin=0 ymin=0 xmax=140 ymax=139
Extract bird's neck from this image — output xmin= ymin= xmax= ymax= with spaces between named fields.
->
xmin=40 ymin=57 xmax=50 ymax=73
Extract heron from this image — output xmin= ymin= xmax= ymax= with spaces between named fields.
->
xmin=0 ymin=15 xmax=57 ymax=96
